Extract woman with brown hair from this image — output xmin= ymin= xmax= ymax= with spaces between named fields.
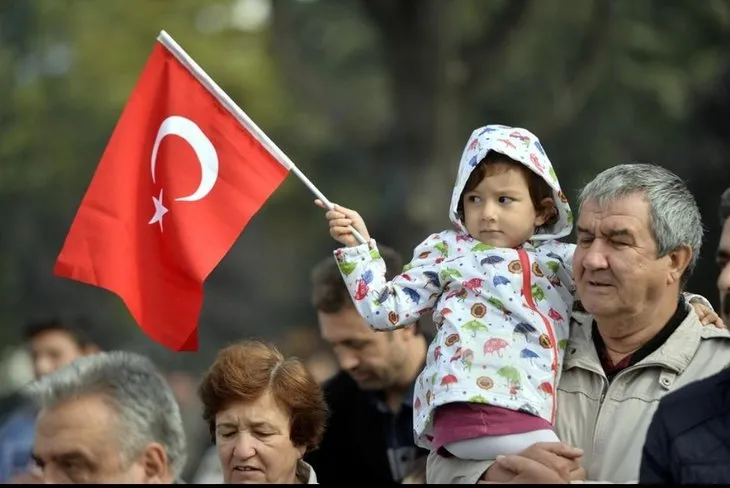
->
xmin=198 ymin=340 xmax=328 ymax=484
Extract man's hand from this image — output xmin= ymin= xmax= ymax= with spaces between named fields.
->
xmin=479 ymin=455 xmax=570 ymax=484
xmin=480 ymin=442 xmax=585 ymax=483
xmin=690 ymin=300 xmax=726 ymax=328
xmin=315 ymin=200 xmax=371 ymax=248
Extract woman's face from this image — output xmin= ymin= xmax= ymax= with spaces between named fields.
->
xmin=214 ymin=390 xmax=305 ymax=484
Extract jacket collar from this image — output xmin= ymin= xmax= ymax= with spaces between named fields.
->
xmin=564 ymin=307 xmax=730 ymax=375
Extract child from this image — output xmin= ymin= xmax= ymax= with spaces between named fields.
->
xmin=317 ymin=124 xmax=575 ymax=461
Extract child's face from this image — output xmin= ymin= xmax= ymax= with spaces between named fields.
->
xmin=462 ymin=162 xmax=547 ymax=248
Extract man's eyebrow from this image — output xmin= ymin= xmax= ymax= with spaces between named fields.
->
xmin=604 ymin=229 xmax=634 ymax=239
xmin=56 ymin=451 xmax=91 ymax=463
xmin=576 ymin=226 xmax=592 ymax=234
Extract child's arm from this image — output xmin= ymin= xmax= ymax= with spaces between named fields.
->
xmin=540 ymin=241 xmax=577 ymax=298
xmin=316 ymin=200 xmax=450 ymax=330
xmin=333 ymin=234 xmax=449 ymax=330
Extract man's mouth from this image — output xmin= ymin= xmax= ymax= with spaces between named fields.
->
xmin=588 ymin=280 xmax=611 ymax=287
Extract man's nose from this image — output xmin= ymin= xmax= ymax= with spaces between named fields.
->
xmin=718 ymin=264 xmax=730 ymax=295
xmin=579 ymin=241 xmax=609 ymax=271
xmin=336 ymin=349 xmax=359 ymax=371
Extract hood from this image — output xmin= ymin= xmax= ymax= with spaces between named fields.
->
xmin=448 ymin=124 xmax=573 ymax=241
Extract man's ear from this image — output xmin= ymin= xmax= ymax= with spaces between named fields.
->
xmin=667 ymin=245 xmax=692 ymax=285
xmin=535 ymin=198 xmax=557 ymax=227
xmin=140 ymin=442 xmax=170 ymax=483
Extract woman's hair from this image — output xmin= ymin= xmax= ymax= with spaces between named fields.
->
xmin=198 ymin=340 xmax=328 ymax=452
xmin=457 ymin=150 xmax=557 ymax=228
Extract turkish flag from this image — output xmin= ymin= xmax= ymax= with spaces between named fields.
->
xmin=54 ymin=40 xmax=290 ymax=351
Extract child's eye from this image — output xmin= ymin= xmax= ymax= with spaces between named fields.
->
xmin=498 ymin=196 xmax=514 ymax=204
xmin=467 ymin=195 xmax=481 ymax=203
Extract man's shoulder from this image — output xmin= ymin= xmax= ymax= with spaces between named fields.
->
xmin=656 ymin=367 xmax=730 ymax=436
xmin=661 ymin=367 xmax=730 ymax=408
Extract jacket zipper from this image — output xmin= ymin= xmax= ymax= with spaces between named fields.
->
xmin=589 ymin=361 xmax=666 ymax=473
xmin=517 ymin=249 xmax=559 ymax=424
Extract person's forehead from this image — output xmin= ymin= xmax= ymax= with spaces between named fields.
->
xmin=318 ymin=307 xmax=377 ymax=341
xmin=719 ymin=218 xmax=730 ymax=254
xmin=578 ymin=195 xmax=650 ymax=232
xmin=29 ymin=329 xmax=81 ymax=351
xmin=36 ymin=396 xmax=116 ymax=458
xmin=216 ymin=392 xmax=289 ymax=428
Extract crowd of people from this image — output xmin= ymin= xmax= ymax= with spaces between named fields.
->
xmin=0 ymin=123 xmax=729 ymax=484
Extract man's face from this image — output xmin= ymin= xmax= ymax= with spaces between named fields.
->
xmin=573 ymin=195 xmax=685 ymax=321
xmin=29 ymin=330 xmax=89 ymax=380
xmin=717 ymin=217 xmax=730 ymax=325
xmin=318 ymin=306 xmax=410 ymax=391
xmin=33 ymin=394 xmax=169 ymax=484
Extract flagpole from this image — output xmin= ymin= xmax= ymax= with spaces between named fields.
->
xmin=156 ymin=30 xmax=367 ymax=245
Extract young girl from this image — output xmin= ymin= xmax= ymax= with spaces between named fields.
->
xmin=317 ymin=124 xmax=575 ymax=461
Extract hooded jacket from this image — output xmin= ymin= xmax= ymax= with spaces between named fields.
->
xmin=334 ymin=124 xmax=576 ymax=449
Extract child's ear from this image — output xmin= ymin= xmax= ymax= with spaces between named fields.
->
xmin=534 ymin=198 xmax=556 ymax=227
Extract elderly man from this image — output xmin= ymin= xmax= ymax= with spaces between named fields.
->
xmin=27 ymin=351 xmax=187 ymax=484
xmin=426 ymin=164 xmax=730 ymax=484
xmin=637 ymin=185 xmax=730 ymax=484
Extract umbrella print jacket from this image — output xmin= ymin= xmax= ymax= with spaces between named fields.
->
xmin=334 ymin=125 xmax=576 ymax=449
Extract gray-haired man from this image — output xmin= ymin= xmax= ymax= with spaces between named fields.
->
xmin=27 ymin=351 xmax=187 ymax=484
xmin=427 ymin=164 xmax=730 ymax=483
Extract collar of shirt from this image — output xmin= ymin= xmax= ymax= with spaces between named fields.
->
xmin=593 ymin=295 xmax=688 ymax=379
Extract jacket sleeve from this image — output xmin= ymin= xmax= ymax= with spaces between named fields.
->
xmin=334 ymin=234 xmax=448 ymax=331
xmin=539 ymin=241 xmax=577 ymax=299
xmin=426 ymin=450 xmax=494 ymax=484
xmin=638 ymin=403 xmax=673 ymax=484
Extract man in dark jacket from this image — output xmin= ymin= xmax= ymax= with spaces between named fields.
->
xmin=304 ymin=246 xmax=429 ymax=485
xmin=639 ymin=186 xmax=730 ymax=484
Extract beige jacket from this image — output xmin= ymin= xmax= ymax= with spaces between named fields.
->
xmin=426 ymin=308 xmax=730 ymax=484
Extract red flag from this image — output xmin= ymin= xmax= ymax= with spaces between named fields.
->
xmin=54 ymin=39 xmax=290 ymax=351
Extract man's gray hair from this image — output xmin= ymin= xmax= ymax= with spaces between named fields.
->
xmin=578 ymin=163 xmax=703 ymax=283
xmin=27 ymin=351 xmax=187 ymax=478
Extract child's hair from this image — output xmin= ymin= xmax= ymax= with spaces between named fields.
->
xmin=457 ymin=151 xmax=558 ymax=229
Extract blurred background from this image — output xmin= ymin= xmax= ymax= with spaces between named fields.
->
xmin=1 ymin=0 xmax=730 ymax=480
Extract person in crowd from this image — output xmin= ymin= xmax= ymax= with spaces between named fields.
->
xmin=0 ymin=317 xmax=101 ymax=483
xmin=717 ymin=186 xmax=730 ymax=326
xmin=304 ymin=246 xmax=429 ymax=484
xmin=426 ymin=163 xmax=729 ymax=483
xmin=318 ymin=125 xmax=579 ymax=466
xmin=638 ymin=185 xmax=730 ymax=484
xmin=27 ymin=350 xmax=187 ymax=483
xmin=197 ymin=340 xmax=327 ymax=484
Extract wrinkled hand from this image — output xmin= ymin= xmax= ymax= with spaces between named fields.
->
xmin=315 ymin=199 xmax=371 ymax=247
xmin=690 ymin=300 xmax=726 ymax=328
xmin=479 ymin=455 xmax=570 ymax=484
xmin=480 ymin=442 xmax=585 ymax=483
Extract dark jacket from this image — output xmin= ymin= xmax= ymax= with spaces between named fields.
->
xmin=640 ymin=366 xmax=730 ymax=484
xmin=304 ymin=371 xmax=427 ymax=485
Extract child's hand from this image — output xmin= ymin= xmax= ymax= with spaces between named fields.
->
xmin=315 ymin=199 xmax=371 ymax=247
xmin=690 ymin=299 xmax=726 ymax=328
